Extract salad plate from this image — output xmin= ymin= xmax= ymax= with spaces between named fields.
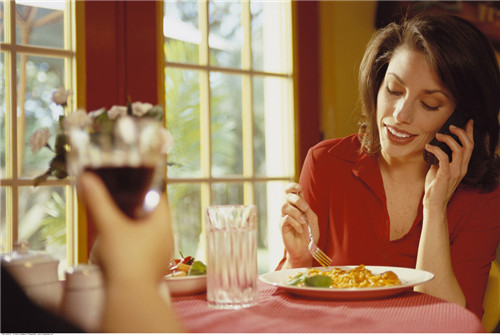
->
xmin=259 ymin=265 xmax=434 ymax=300
xmin=163 ymin=274 xmax=207 ymax=297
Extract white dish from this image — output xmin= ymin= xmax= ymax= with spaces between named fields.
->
xmin=163 ymin=274 xmax=207 ymax=297
xmin=259 ymin=265 xmax=434 ymax=300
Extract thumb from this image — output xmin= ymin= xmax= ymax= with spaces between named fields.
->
xmin=78 ymin=172 xmax=127 ymax=234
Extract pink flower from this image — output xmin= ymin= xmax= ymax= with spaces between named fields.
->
xmin=131 ymin=102 xmax=153 ymax=117
xmin=63 ymin=109 xmax=92 ymax=130
xmin=52 ymin=88 xmax=71 ymax=106
xmin=29 ymin=128 xmax=51 ymax=154
xmin=107 ymin=105 xmax=127 ymax=120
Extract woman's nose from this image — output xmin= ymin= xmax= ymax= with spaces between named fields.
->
xmin=392 ymin=99 xmax=413 ymax=124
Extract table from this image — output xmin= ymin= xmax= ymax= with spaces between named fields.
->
xmin=171 ymin=282 xmax=485 ymax=333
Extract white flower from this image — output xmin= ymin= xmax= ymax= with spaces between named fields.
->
xmin=52 ymin=88 xmax=71 ymax=106
xmin=63 ymin=109 xmax=92 ymax=130
xmin=107 ymin=105 xmax=127 ymax=120
xmin=115 ymin=116 xmax=137 ymax=145
xmin=131 ymin=102 xmax=153 ymax=117
xmin=159 ymin=128 xmax=174 ymax=154
xmin=29 ymin=128 xmax=51 ymax=154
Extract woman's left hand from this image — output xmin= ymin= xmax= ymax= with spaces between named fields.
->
xmin=423 ymin=119 xmax=474 ymax=211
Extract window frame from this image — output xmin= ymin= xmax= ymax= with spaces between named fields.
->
xmin=164 ymin=0 xmax=295 ymax=272
xmin=0 ymin=0 xmax=78 ymax=266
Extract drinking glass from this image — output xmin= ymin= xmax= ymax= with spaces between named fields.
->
xmin=205 ymin=205 xmax=258 ymax=309
xmin=67 ymin=116 xmax=165 ymax=218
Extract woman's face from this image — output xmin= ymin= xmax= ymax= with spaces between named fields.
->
xmin=376 ymin=47 xmax=456 ymax=163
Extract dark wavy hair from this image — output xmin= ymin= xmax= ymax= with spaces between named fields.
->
xmin=358 ymin=14 xmax=500 ymax=192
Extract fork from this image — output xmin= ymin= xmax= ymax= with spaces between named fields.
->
xmin=305 ymin=219 xmax=332 ymax=268
xmin=291 ymin=188 xmax=332 ymax=267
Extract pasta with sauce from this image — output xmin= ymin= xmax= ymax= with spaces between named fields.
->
xmin=288 ymin=264 xmax=401 ymax=288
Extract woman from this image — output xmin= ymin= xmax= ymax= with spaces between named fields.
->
xmin=279 ymin=14 xmax=500 ymax=319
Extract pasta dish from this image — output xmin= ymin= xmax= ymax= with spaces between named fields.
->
xmin=287 ymin=264 xmax=402 ymax=288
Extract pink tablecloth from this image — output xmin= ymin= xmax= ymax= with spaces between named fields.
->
xmin=171 ymin=282 xmax=485 ymax=333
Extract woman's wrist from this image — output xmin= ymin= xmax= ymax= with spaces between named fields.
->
xmin=285 ymin=252 xmax=313 ymax=268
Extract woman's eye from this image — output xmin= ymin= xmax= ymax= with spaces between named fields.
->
xmin=386 ymin=87 xmax=402 ymax=96
xmin=421 ymin=102 xmax=440 ymax=111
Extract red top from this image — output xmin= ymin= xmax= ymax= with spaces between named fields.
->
xmin=279 ymin=134 xmax=500 ymax=319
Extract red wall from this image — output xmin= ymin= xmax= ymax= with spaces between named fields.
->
xmin=84 ymin=1 xmax=161 ymax=249
xmin=82 ymin=1 xmax=321 ymax=253
xmin=294 ymin=1 xmax=322 ymax=169
xmin=84 ymin=1 xmax=160 ymax=111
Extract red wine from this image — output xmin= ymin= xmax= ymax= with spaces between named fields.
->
xmin=86 ymin=166 xmax=155 ymax=218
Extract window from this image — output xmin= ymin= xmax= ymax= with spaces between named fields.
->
xmin=164 ymin=1 xmax=294 ymax=273
xmin=0 ymin=0 xmax=77 ymax=276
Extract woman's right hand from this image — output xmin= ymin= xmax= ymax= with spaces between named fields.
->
xmin=279 ymin=183 xmax=319 ymax=268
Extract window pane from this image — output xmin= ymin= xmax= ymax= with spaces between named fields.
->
xmin=167 ymin=183 xmax=202 ymax=258
xmin=19 ymin=185 xmax=67 ymax=276
xmin=211 ymin=182 xmax=243 ymax=205
xmin=253 ymin=76 xmax=293 ymax=177
xmin=250 ymin=2 xmax=263 ymax=71
xmin=0 ymin=2 xmax=4 ymax=42
xmin=15 ymin=2 xmax=64 ymax=48
xmin=256 ymin=180 xmax=287 ymax=273
xmin=251 ymin=2 xmax=290 ymax=73
xmin=209 ymin=1 xmax=242 ymax=68
xmin=0 ymin=52 xmax=5 ymax=174
xmin=17 ymin=55 xmax=65 ymax=178
xmin=164 ymin=1 xmax=199 ymax=64
xmin=166 ymin=68 xmax=201 ymax=178
xmin=210 ymin=72 xmax=242 ymax=177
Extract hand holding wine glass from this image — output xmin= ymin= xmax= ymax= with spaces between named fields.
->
xmin=67 ymin=108 xmax=170 ymax=218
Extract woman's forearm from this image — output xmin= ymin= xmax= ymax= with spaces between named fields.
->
xmin=415 ymin=207 xmax=466 ymax=307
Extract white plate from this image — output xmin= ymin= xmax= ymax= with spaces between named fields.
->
xmin=259 ymin=265 xmax=434 ymax=300
xmin=163 ymin=274 xmax=207 ymax=297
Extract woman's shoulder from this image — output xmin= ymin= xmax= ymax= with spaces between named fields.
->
xmin=455 ymin=182 xmax=500 ymax=201
xmin=309 ymin=134 xmax=363 ymax=162
xmin=450 ymin=183 xmax=500 ymax=223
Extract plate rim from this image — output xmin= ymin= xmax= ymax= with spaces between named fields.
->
xmin=259 ymin=265 xmax=434 ymax=294
xmin=164 ymin=273 xmax=207 ymax=281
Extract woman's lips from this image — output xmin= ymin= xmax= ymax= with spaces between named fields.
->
xmin=384 ymin=125 xmax=417 ymax=145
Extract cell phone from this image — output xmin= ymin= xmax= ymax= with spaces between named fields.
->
xmin=423 ymin=112 xmax=469 ymax=165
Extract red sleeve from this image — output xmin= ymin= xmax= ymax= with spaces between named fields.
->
xmin=449 ymin=186 xmax=500 ymax=319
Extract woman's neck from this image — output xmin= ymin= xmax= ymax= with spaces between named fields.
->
xmin=377 ymin=151 xmax=429 ymax=184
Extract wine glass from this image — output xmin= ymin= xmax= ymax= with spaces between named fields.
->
xmin=67 ymin=116 xmax=166 ymax=218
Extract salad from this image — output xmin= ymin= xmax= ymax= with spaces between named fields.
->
xmin=166 ymin=252 xmax=206 ymax=277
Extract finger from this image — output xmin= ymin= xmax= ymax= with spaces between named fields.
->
xmin=425 ymin=143 xmax=451 ymax=170
xmin=285 ymin=192 xmax=310 ymax=212
xmin=284 ymin=183 xmax=302 ymax=195
xmin=282 ymin=200 xmax=306 ymax=225
xmin=435 ymin=132 xmax=464 ymax=158
xmin=450 ymin=120 xmax=474 ymax=165
xmin=78 ymin=172 xmax=127 ymax=234
xmin=280 ymin=214 xmax=304 ymax=234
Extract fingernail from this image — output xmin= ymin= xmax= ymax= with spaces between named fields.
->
xmin=300 ymin=215 xmax=306 ymax=223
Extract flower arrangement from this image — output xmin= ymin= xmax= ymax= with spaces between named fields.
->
xmin=30 ymin=88 xmax=173 ymax=186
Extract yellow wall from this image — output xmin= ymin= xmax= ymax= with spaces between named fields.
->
xmin=319 ymin=1 xmax=377 ymax=140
